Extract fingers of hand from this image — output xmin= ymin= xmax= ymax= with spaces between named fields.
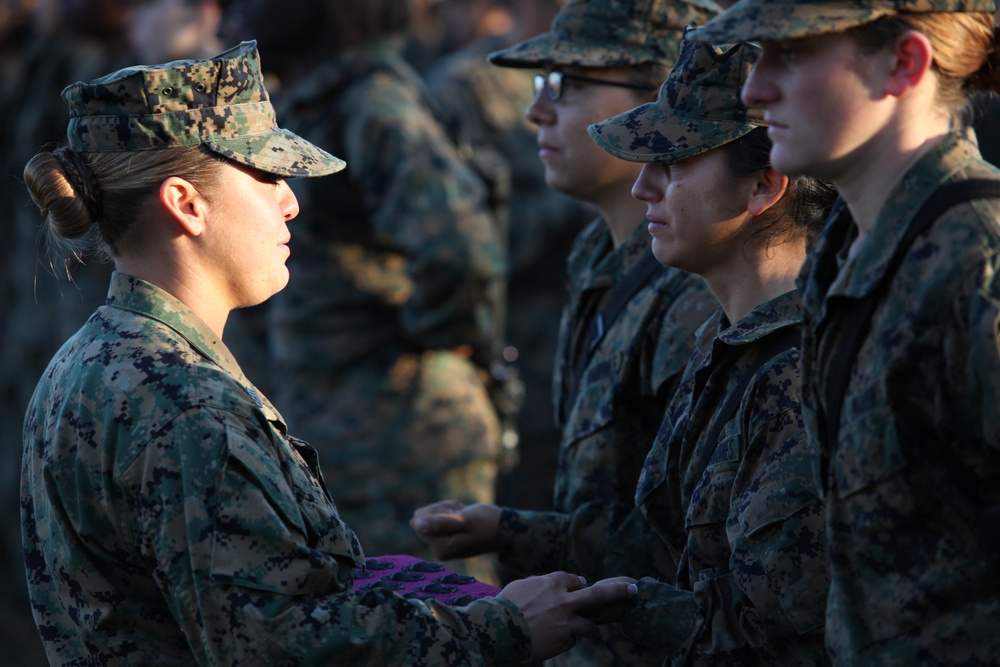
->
xmin=571 ymin=580 xmax=636 ymax=610
xmin=412 ymin=500 xmax=466 ymax=520
xmin=412 ymin=512 xmax=464 ymax=536
xmin=541 ymin=571 xmax=587 ymax=592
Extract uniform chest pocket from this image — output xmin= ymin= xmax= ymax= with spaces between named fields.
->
xmin=264 ymin=431 xmax=363 ymax=564
xmin=210 ymin=424 xmax=361 ymax=595
xmin=562 ymin=349 xmax=626 ymax=445
xmin=831 ymin=406 xmax=906 ymax=498
xmin=685 ymin=456 xmax=739 ymax=530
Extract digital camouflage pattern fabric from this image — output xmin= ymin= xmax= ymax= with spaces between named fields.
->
xmin=797 ymin=129 xmax=1000 ymax=665
xmin=588 ymin=30 xmax=763 ymax=164
xmin=624 ymin=291 xmax=830 ymax=665
xmin=695 ymin=0 xmax=997 ymax=44
xmin=21 ymin=273 xmax=532 ymax=665
xmin=62 ymin=40 xmax=344 ymax=177
xmin=488 ymin=0 xmax=720 ymax=69
xmin=496 ymin=219 xmax=717 ymax=665
xmin=268 ymin=40 xmax=506 ymax=575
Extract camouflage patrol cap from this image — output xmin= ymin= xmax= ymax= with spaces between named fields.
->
xmin=61 ymin=40 xmax=345 ymax=178
xmin=588 ymin=26 xmax=763 ymax=164
xmin=696 ymin=0 xmax=997 ymax=43
xmin=488 ymin=0 xmax=721 ymax=69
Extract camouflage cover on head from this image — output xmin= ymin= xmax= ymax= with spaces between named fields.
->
xmin=61 ymin=40 xmax=345 ymax=178
xmin=696 ymin=0 xmax=997 ymax=43
xmin=588 ymin=26 xmax=763 ymax=164
xmin=488 ymin=0 xmax=721 ymax=69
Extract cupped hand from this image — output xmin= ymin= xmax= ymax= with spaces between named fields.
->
xmin=410 ymin=501 xmax=501 ymax=560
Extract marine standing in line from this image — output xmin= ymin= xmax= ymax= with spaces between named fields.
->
xmin=699 ymin=0 xmax=1000 ymax=663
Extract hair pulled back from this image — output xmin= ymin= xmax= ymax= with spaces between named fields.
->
xmin=722 ymin=127 xmax=838 ymax=250
xmin=852 ymin=12 xmax=1000 ymax=113
xmin=23 ymin=145 xmax=226 ymax=267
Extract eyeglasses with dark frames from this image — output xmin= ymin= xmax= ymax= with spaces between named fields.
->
xmin=532 ymin=70 xmax=656 ymax=102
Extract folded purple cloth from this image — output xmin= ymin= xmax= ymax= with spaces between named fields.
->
xmin=352 ymin=554 xmax=501 ymax=606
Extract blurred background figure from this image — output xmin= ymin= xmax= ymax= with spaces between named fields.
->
xmin=401 ymin=0 xmax=447 ymax=74
xmin=402 ymin=0 xmax=514 ymax=75
xmin=223 ymin=0 xmax=508 ymax=584
xmin=0 ymin=1 xmax=132 ymax=664
xmin=125 ymin=0 xmax=223 ymax=64
xmin=423 ymin=0 xmax=595 ymax=512
xmin=0 ymin=0 xmax=35 ymax=87
xmin=431 ymin=0 xmax=512 ymax=54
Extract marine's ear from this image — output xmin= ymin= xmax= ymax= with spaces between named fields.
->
xmin=158 ymin=176 xmax=208 ymax=237
xmin=747 ymin=167 xmax=788 ymax=217
xmin=884 ymin=29 xmax=934 ymax=98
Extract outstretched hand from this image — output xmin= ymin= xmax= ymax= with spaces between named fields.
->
xmin=498 ymin=572 xmax=637 ymax=662
xmin=576 ymin=576 xmax=638 ymax=623
xmin=410 ymin=500 xmax=501 ymax=560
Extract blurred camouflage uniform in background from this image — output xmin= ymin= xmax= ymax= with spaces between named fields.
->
xmin=486 ymin=0 xmax=721 ymax=663
xmin=423 ymin=0 xmax=595 ymax=511
xmin=0 ymin=2 xmax=131 ymax=664
xmin=402 ymin=0 xmax=513 ymax=75
xmin=227 ymin=0 xmax=507 ymax=583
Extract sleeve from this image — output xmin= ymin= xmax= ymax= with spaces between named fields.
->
xmin=125 ymin=406 xmax=531 ymax=667
xmin=497 ymin=501 xmax=676 ymax=586
xmin=622 ymin=353 xmax=829 ymax=662
xmin=342 ymin=74 xmax=507 ymax=361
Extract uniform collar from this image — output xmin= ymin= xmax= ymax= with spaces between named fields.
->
xmin=105 ymin=272 xmax=277 ymax=416
xmin=572 ymin=216 xmax=655 ymax=291
xmin=811 ymin=128 xmax=981 ymax=302
xmin=704 ymin=288 xmax=803 ymax=349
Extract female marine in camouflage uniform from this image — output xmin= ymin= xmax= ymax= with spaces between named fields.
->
xmin=588 ymin=29 xmax=837 ymax=664
xmin=697 ymin=1 xmax=1000 ymax=664
xmin=18 ymin=41 xmax=632 ymax=665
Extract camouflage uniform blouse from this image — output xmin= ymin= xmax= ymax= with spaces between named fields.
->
xmin=623 ymin=291 xmax=830 ymax=666
xmin=798 ymin=129 xmax=1000 ymax=666
xmin=20 ymin=273 xmax=531 ymax=666
xmin=268 ymin=41 xmax=506 ymax=555
xmin=496 ymin=218 xmax=716 ymax=665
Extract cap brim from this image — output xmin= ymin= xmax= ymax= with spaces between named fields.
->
xmin=207 ymin=128 xmax=345 ymax=178
xmin=488 ymin=32 xmax=659 ymax=69
xmin=695 ymin=1 xmax=894 ymax=43
xmin=588 ymin=101 xmax=759 ymax=165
